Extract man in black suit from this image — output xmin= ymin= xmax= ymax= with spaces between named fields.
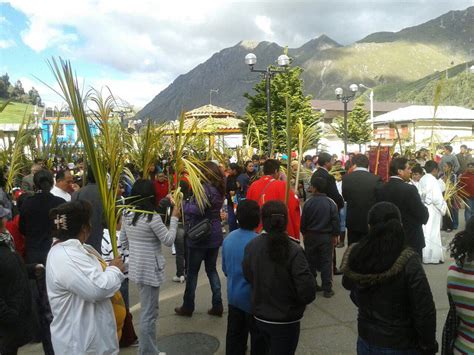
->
xmin=342 ymin=154 xmax=382 ymax=245
xmin=311 ymin=152 xmax=344 ymax=274
xmin=311 ymin=153 xmax=344 ymax=210
xmin=376 ymin=157 xmax=429 ymax=256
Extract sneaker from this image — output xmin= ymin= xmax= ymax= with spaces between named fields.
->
xmin=323 ymin=290 xmax=335 ymax=298
xmin=172 ymin=276 xmax=185 ymax=283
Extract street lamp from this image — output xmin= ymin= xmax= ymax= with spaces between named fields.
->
xmin=335 ymin=84 xmax=358 ymax=156
xmin=245 ymin=52 xmax=290 ymax=156
xmin=359 ymin=83 xmax=374 ymax=129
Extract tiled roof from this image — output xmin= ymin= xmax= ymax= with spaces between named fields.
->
xmin=184 ymin=104 xmax=236 ymax=119
xmin=311 ymin=99 xmax=410 ymax=113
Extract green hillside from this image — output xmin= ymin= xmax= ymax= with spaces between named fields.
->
xmin=0 ymin=100 xmax=38 ymax=124
xmin=374 ymin=60 xmax=474 ymax=108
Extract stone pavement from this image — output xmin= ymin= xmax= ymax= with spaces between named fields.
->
xmin=20 ymin=214 xmax=466 ymax=355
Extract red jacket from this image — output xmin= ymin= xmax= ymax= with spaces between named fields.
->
xmin=460 ymin=172 xmax=474 ymax=198
xmin=153 ymin=180 xmax=169 ymax=205
xmin=246 ymin=175 xmax=301 ymax=240
xmin=6 ymin=215 xmax=25 ymax=259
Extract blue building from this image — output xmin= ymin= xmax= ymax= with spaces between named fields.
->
xmin=41 ymin=108 xmax=99 ymax=145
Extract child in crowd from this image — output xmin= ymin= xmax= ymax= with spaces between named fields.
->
xmin=301 ymin=177 xmax=340 ymax=298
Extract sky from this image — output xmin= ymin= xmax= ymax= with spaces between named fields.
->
xmin=0 ymin=0 xmax=473 ymax=108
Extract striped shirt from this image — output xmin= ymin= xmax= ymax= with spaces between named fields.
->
xmin=120 ymin=212 xmax=178 ymax=287
xmin=447 ymin=261 xmax=474 ymax=354
xmin=101 ymin=229 xmax=129 ymax=277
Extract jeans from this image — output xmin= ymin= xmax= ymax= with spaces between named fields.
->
xmin=304 ymin=234 xmax=333 ymax=291
xmin=174 ymin=226 xmax=187 ymax=277
xmin=226 ymin=305 xmax=266 ymax=355
xmin=256 ymin=319 xmax=300 ymax=355
xmin=137 ymin=283 xmax=160 ymax=355
xmin=182 ymin=247 xmax=222 ymax=311
xmin=465 ymin=198 xmax=474 ymax=224
xmin=357 ymin=337 xmax=420 ymax=355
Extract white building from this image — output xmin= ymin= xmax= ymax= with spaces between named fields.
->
xmin=372 ymin=105 xmax=474 ymax=150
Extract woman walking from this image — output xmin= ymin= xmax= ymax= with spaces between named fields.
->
xmin=242 ymin=200 xmax=316 ymax=354
xmin=341 ymin=202 xmax=438 ymax=355
xmin=175 ymin=161 xmax=225 ymax=317
xmin=46 ymin=201 xmax=125 ymax=355
xmin=120 ymin=179 xmax=179 ymax=355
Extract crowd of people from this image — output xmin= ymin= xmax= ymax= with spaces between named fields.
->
xmin=0 ymin=143 xmax=473 ymax=355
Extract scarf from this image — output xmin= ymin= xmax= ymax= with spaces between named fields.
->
xmin=0 ymin=230 xmax=15 ymax=252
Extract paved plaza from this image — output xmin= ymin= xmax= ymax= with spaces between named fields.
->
xmin=20 ymin=213 xmax=468 ymax=355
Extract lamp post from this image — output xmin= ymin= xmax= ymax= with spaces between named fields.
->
xmin=359 ymin=83 xmax=374 ymax=129
xmin=245 ymin=53 xmax=290 ymax=156
xmin=335 ymin=84 xmax=358 ymax=156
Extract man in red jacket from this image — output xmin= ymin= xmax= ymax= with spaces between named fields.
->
xmin=460 ymin=162 xmax=474 ymax=223
xmin=246 ymin=159 xmax=301 ymax=241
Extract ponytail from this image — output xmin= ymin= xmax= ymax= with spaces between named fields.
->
xmin=33 ymin=169 xmax=54 ymax=192
xmin=262 ymin=201 xmax=290 ymax=264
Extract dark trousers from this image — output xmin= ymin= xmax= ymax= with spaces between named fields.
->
xmin=175 ymin=226 xmax=187 ymax=277
xmin=182 ymin=247 xmax=222 ymax=311
xmin=348 ymin=229 xmax=366 ymax=245
xmin=304 ymin=235 xmax=333 ymax=291
xmin=226 ymin=305 xmax=266 ymax=355
xmin=256 ymin=319 xmax=300 ymax=355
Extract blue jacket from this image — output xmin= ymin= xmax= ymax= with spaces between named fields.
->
xmin=184 ymin=183 xmax=224 ymax=249
xmin=222 ymin=228 xmax=257 ymax=313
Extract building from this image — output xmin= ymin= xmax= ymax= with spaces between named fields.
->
xmin=164 ymin=104 xmax=243 ymax=148
xmin=310 ymin=99 xmax=410 ymax=153
xmin=372 ymin=105 xmax=474 ymax=150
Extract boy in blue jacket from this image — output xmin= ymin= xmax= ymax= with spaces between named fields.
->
xmin=222 ymin=199 xmax=264 ymax=355
xmin=301 ymin=177 xmax=340 ymax=298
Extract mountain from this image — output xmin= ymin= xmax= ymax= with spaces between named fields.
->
xmin=137 ymin=6 xmax=473 ymax=122
xmin=374 ymin=60 xmax=474 ymax=108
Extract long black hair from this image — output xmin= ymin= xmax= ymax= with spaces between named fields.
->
xmin=129 ymin=179 xmax=157 ymax=225
xmin=49 ymin=200 xmax=92 ymax=241
xmin=449 ymin=217 xmax=474 ymax=267
xmin=348 ymin=202 xmax=406 ymax=274
xmin=34 ymin=169 xmax=54 ymax=192
xmin=261 ymin=200 xmax=289 ymax=264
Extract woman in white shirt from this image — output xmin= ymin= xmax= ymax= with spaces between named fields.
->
xmin=46 ymin=200 xmax=125 ymax=355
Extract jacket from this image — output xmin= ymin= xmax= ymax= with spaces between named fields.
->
xmin=184 ymin=183 xmax=224 ymax=249
xmin=19 ymin=191 xmax=66 ymax=264
xmin=301 ymin=193 xmax=339 ymax=236
xmin=0 ymin=243 xmax=39 ymax=353
xmin=242 ymin=234 xmax=316 ymax=323
xmin=71 ymin=183 xmax=104 ymax=253
xmin=376 ymin=178 xmax=429 ymax=251
xmin=342 ymin=169 xmax=382 ymax=234
xmin=341 ymin=245 xmax=438 ymax=354
xmin=46 ymin=239 xmax=124 ymax=355
xmin=311 ymin=167 xmax=344 ymax=210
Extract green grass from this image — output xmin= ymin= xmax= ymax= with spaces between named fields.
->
xmin=0 ymin=100 xmax=39 ymax=124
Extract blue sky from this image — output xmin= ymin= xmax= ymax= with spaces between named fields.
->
xmin=1 ymin=0 xmax=473 ymax=108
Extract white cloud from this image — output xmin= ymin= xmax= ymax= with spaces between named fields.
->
xmin=0 ymin=39 xmax=15 ymax=49
xmin=255 ymin=15 xmax=274 ymax=36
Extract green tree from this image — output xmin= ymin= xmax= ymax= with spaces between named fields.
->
xmin=243 ymin=65 xmax=321 ymax=154
xmin=28 ymin=87 xmax=42 ymax=105
xmin=333 ymin=97 xmax=372 ymax=150
xmin=11 ymin=80 xmax=25 ymax=100
xmin=0 ymin=73 xmax=10 ymax=98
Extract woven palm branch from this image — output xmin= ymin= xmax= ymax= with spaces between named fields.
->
xmin=444 ymin=174 xmax=469 ymax=220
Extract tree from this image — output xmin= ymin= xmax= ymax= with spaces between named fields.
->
xmin=28 ymin=87 xmax=42 ymax=105
xmin=333 ymin=97 xmax=372 ymax=150
xmin=243 ymin=64 xmax=321 ymax=154
xmin=0 ymin=73 xmax=10 ymax=98
xmin=11 ymin=80 xmax=25 ymax=100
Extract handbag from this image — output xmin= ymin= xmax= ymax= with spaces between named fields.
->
xmin=187 ymin=218 xmax=211 ymax=243
xmin=442 ymin=293 xmax=460 ymax=355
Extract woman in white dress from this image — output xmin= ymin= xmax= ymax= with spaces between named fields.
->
xmin=46 ymin=200 xmax=125 ymax=355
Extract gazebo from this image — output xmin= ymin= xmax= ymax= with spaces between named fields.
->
xmin=165 ymin=104 xmax=243 ymax=148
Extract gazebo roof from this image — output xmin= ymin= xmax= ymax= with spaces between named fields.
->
xmin=184 ymin=104 xmax=236 ymax=119
xmin=164 ymin=116 xmax=243 ymax=133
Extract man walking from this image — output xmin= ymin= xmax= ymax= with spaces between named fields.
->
xmin=376 ymin=158 xmax=429 ymax=256
xmin=439 ymin=145 xmax=460 ymax=175
xmin=457 ymin=145 xmax=473 ymax=174
xmin=50 ymin=170 xmax=74 ymax=202
xmin=342 ymin=154 xmax=382 ymax=245
xmin=419 ymin=161 xmax=447 ymax=264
